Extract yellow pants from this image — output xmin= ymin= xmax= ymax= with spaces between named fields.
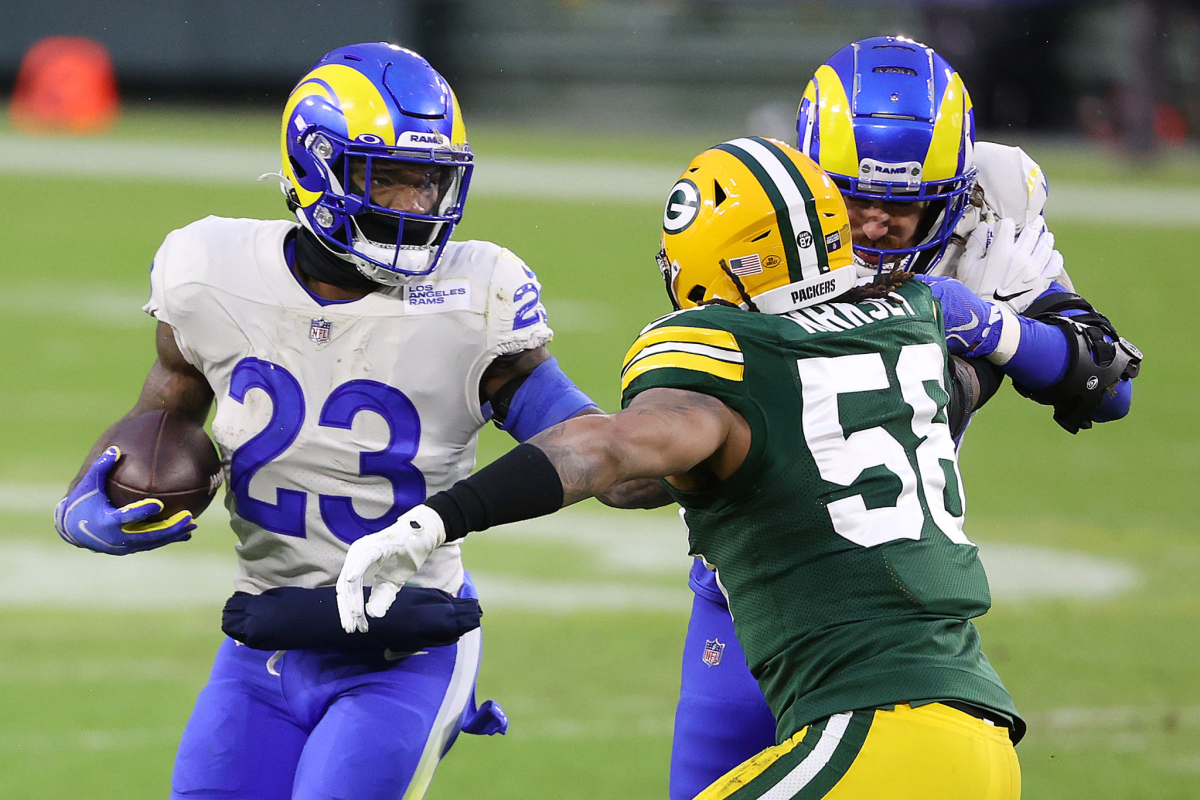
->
xmin=694 ymin=703 xmax=1020 ymax=800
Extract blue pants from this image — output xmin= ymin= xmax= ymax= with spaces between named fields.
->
xmin=670 ymin=591 xmax=776 ymax=800
xmin=171 ymin=607 xmax=485 ymax=799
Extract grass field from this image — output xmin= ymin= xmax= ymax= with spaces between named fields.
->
xmin=0 ymin=108 xmax=1197 ymax=798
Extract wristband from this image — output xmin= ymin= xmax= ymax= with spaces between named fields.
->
xmin=985 ymin=303 xmax=1022 ymax=365
xmin=424 ymin=443 xmax=565 ymax=542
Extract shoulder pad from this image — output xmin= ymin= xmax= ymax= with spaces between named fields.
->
xmin=621 ymin=308 xmax=745 ymax=395
xmin=484 ymin=246 xmax=553 ymax=357
xmin=636 ymin=306 xmax=712 ymax=336
xmin=973 ymin=142 xmax=1049 ymax=229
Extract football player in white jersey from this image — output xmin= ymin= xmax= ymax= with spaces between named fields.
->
xmin=661 ymin=36 xmax=1142 ymax=800
xmin=54 ymin=43 xmax=598 ymax=800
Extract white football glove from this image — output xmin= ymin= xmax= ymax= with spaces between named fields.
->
xmin=336 ymin=504 xmax=446 ymax=634
xmin=955 ymin=216 xmax=1064 ymax=313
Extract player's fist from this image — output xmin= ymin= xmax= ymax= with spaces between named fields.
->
xmin=914 ymin=274 xmax=1005 ymax=358
xmin=54 ymin=447 xmax=196 ymax=555
xmin=337 ymin=504 xmax=446 ymax=634
xmin=955 ymin=216 xmax=1063 ymax=313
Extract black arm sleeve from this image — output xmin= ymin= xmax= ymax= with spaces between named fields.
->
xmin=948 ymin=356 xmax=1005 ymax=440
xmin=424 ymin=443 xmax=565 ymax=542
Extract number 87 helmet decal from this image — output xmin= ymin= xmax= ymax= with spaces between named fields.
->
xmin=281 ymin=43 xmax=473 ymax=283
xmin=797 ymin=36 xmax=976 ymax=274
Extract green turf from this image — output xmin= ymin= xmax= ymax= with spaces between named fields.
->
xmin=0 ymin=119 xmax=1197 ymax=799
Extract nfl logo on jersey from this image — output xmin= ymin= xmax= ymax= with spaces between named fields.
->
xmin=702 ymin=638 xmax=725 ymax=667
xmin=309 ymin=317 xmax=332 ymax=344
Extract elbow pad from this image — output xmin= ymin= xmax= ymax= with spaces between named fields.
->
xmin=1011 ymin=292 xmax=1143 ymax=434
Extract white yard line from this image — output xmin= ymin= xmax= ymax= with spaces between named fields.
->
xmin=0 ymin=285 xmax=152 ymax=328
xmin=0 ymin=726 xmax=181 ymax=753
xmin=0 ymin=483 xmax=68 ymax=515
xmin=3 ymin=707 xmax=1195 ymax=752
xmin=1028 ymin=705 xmax=1200 ymax=730
xmin=1 ymin=135 xmax=1196 ymax=224
xmin=0 ymin=500 xmax=1140 ymax=609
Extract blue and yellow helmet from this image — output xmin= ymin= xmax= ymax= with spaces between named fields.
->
xmin=281 ymin=43 xmax=472 ymax=282
xmin=796 ymin=36 xmax=976 ymax=272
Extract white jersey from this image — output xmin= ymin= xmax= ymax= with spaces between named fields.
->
xmin=145 ymin=217 xmax=553 ymax=595
xmin=929 ymin=141 xmax=1074 ymax=291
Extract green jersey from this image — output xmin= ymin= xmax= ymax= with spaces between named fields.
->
xmin=620 ymin=280 xmax=1021 ymax=742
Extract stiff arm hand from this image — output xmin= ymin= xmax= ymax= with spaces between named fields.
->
xmin=914 ymin=274 xmax=1011 ymax=359
xmin=337 ymin=388 xmax=748 ymax=632
xmin=336 ymin=505 xmax=447 ymax=633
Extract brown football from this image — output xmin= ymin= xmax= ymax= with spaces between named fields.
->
xmin=105 ymin=410 xmax=223 ymax=521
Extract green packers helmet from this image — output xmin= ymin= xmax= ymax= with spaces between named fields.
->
xmin=659 ymin=137 xmax=855 ymax=314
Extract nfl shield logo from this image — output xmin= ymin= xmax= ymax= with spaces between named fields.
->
xmin=309 ymin=317 xmax=332 ymax=344
xmin=702 ymin=638 xmax=725 ymax=668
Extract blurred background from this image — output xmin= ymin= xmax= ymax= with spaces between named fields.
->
xmin=3 ymin=0 xmax=1200 ymax=150
xmin=0 ymin=1 xmax=1196 ymax=799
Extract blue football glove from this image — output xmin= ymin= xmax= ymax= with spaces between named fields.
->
xmin=914 ymin=274 xmax=1006 ymax=358
xmin=54 ymin=446 xmax=196 ymax=555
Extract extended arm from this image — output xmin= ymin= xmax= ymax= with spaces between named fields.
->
xmin=336 ymin=388 xmax=747 ymax=630
xmin=917 ymin=274 xmax=1140 ymax=434
xmin=526 ymin=388 xmax=746 ymax=504
xmin=480 ymin=343 xmax=671 ymax=508
xmin=943 ymin=218 xmax=1141 ymax=433
xmin=992 ymin=287 xmax=1138 ymax=430
xmin=56 ymin=321 xmax=214 ymax=554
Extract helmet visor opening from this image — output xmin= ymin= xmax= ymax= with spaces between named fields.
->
xmin=346 ymin=156 xmax=458 ymax=216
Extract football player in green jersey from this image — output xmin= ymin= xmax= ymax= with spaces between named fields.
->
xmin=337 ymin=137 xmax=1021 ymax=799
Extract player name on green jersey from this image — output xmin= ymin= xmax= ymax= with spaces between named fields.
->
xmin=621 ymin=280 xmax=1022 ymax=743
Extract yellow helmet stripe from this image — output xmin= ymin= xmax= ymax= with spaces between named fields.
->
xmin=798 ymin=80 xmax=818 ymax=154
xmin=303 ymin=64 xmax=397 ymax=144
xmin=812 ymin=64 xmax=858 ymax=178
xmin=620 ymin=352 xmax=744 ymax=392
xmin=281 ymin=77 xmax=337 ymax=208
xmin=924 ymin=72 xmax=969 ymax=182
xmin=448 ymin=86 xmax=467 ymax=147
xmin=622 ymin=326 xmax=740 ymax=370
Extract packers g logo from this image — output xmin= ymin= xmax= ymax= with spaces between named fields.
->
xmin=664 ymin=179 xmax=700 ymax=233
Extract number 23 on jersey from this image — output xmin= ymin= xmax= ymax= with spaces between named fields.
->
xmin=226 ymin=357 xmax=424 ymax=544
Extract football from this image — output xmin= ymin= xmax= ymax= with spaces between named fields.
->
xmin=105 ymin=409 xmax=223 ymax=521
